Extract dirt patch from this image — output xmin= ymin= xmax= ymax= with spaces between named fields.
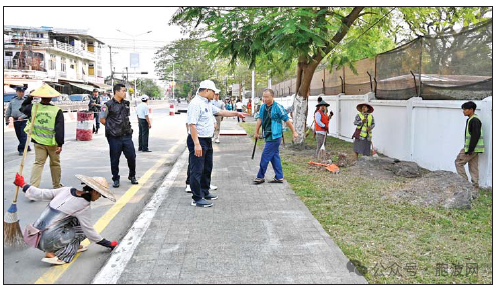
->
xmin=386 ymin=171 xmax=478 ymax=209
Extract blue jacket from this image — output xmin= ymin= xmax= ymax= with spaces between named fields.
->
xmin=256 ymin=101 xmax=289 ymax=140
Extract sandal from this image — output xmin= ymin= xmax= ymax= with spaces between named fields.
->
xmin=41 ymin=257 xmax=66 ymax=265
xmin=269 ymin=178 xmax=284 ymax=183
xmin=77 ymin=245 xmax=88 ymax=253
xmin=253 ymin=178 xmax=265 ymax=184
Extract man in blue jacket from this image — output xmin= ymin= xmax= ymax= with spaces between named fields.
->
xmin=253 ymin=89 xmax=298 ymax=184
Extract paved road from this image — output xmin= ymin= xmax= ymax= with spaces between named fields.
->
xmin=3 ymin=104 xmax=188 ymax=284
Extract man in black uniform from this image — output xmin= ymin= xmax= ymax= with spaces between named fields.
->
xmin=89 ymin=89 xmax=102 ymax=134
xmin=100 ymin=84 xmax=138 ymax=188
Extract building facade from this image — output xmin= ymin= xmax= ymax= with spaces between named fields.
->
xmin=4 ymin=25 xmax=111 ymax=93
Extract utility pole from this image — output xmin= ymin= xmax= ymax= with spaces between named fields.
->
xmin=172 ymin=61 xmax=175 ymax=100
xmin=109 ymin=45 xmax=114 ymax=89
xmin=251 ymin=70 xmax=255 ymax=116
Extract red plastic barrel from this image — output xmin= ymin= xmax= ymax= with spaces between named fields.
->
xmin=76 ymin=111 xmax=94 ymax=141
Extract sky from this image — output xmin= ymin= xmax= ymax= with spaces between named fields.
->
xmin=4 ymin=7 xmax=184 ymax=87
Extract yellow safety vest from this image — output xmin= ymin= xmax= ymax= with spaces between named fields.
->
xmin=358 ymin=113 xmax=373 ymax=139
xmin=25 ymin=104 xmax=60 ymax=146
xmin=465 ymin=114 xmax=484 ymax=153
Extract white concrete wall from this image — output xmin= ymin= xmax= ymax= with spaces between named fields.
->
xmin=275 ymin=94 xmax=493 ymax=188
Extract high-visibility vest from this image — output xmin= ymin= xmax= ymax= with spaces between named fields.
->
xmin=358 ymin=113 xmax=373 ymax=139
xmin=465 ymin=114 xmax=484 ymax=153
xmin=25 ymin=104 xmax=60 ymax=146
xmin=314 ymin=110 xmax=329 ymax=132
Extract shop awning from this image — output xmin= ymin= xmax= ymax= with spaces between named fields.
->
xmin=68 ymin=82 xmax=96 ymax=92
xmin=90 ymin=82 xmax=113 ymax=91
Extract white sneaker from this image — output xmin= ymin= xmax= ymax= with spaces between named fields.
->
xmin=185 ymin=184 xmax=192 ymax=193
xmin=210 ymin=184 xmax=218 ymax=190
xmin=215 ymin=139 xmax=220 ymax=143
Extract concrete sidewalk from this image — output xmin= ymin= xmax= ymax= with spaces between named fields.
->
xmin=95 ymin=118 xmax=367 ymax=284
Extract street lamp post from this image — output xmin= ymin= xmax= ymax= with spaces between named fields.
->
xmin=116 ymin=29 xmax=152 ymax=100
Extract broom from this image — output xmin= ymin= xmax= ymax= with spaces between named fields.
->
xmin=317 ymin=132 xmax=327 ymax=160
xmin=4 ymin=103 xmax=39 ymax=248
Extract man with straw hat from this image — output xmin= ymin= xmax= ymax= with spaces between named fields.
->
xmin=20 ymin=84 xmax=65 ymax=189
xmin=13 ymin=173 xmax=118 ymax=265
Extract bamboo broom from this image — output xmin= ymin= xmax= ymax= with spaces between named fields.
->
xmin=4 ymin=103 xmax=39 ymax=248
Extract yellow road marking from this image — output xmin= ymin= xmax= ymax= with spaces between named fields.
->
xmin=34 ymin=138 xmax=185 ymax=284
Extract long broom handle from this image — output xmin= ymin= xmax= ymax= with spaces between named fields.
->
xmin=12 ymin=103 xmax=39 ymax=204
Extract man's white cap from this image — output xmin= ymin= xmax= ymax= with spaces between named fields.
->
xmin=199 ymin=80 xmax=219 ymax=93
xmin=141 ymin=95 xmax=149 ymax=101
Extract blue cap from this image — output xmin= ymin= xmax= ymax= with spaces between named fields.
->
xmin=16 ymin=87 xmax=27 ymax=92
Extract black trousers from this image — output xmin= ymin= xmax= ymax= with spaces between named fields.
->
xmin=185 ymin=153 xmax=191 ymax=185
xmin=14 ymin=120 xmax=29 ymax=153
xmin=186 ymin=135 xmax=213 ymax=201
xmin=138 ymin=118 xmax=149 ymax=151
xmin=107 ymin=134 xmax=136 ymax=181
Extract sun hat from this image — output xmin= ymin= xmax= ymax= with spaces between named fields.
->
xmin=316 ymin=100 xmax=330 ymax=107
xmin=356 ymin=103 xmax=374 ymax=113
xmin=75 ymin=175 xmax=116 ymax=202
xmin=30 ymin=84 xmax=60 ymax=98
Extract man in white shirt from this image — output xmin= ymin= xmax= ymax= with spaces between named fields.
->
xmin=187 ymin=80 xmax=247 ymax=207
xmin=235 ymin=99 xmax=245 ymax=122
xmin=211 ymin=91 xmax=225 ymax=143
xmin=136 ymin=96 xmax=152 ymax=152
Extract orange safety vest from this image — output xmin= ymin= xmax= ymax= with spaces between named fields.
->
xmin=314 ymin=109 xmax=329 ymax=132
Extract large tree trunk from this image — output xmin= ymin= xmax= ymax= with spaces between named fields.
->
xmin=292 ymin=58 xmax=318 ymax=145
xmin=291 ymin=7 xmax=364 ymax=145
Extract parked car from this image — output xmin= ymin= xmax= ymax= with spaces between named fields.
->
xmin=4 ymin=93 xmax=17 ymax=103
xmin=69 ymin=94 xmax=89 ymax=102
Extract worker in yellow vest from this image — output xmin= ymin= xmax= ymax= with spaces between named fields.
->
xmin=20 ymin=84 xmax=65 ymax=189
xmin=455 ymin=101 xmax=484 ymax=189
xmin=353 ymin=103 xmax=375 ymax=160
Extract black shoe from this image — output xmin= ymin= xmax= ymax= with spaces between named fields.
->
xmin=18 ymin=151 xmax=23 ymax=156
xmin=95 ymin=129 xmax=98 ymax=134
xmin=27 ymin=147 xmax=32 ymax=152
xmin=129 ymin=176 xmax=139 ymax=184
xmin=138 ymin=148 xmax=142 ymax=151
xmin=113 ymin=180 xmax=120 ymax=188
xmin=142 ymin=149 xmax=152 ymax=152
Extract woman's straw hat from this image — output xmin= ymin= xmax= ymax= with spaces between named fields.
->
xmin=356 ymin=103 xmax=374 ymax=113
xmin=75 ymin=175 xmax=116 ymax=202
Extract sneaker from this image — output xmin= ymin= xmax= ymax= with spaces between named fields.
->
xmin=210 ymin=184 xmax=218 ymax=190
xmin=185 ymin=184 xmax=192 ymax=193
xmin=215 ymin=139 xmax=220 ymax=144
xmin=204 ymin=194 xmax=218 ymax=200
xmin=113 ymin=180 xmax=120 ymax=188
xmin=129 ymin=176 xmax=139 ymax=184
xmin=191 ymin=199 xmax=213 ymax=207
